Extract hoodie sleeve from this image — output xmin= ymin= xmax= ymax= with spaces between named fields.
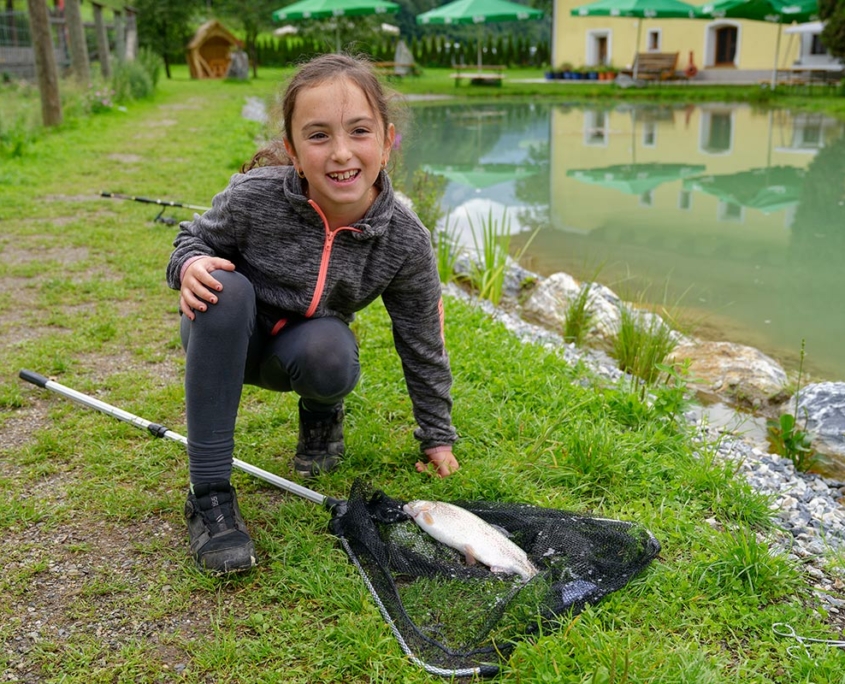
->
xmin=381 ymin=225 xmax=458 ymax=451
xmin=165 ymin=174 xmax=244 ymax=290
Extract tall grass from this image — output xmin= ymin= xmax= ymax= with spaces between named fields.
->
xmin=612 ymin=304 xmax=678 ymax=385
xmin=467 ymin=209 xmax=537 ymax=306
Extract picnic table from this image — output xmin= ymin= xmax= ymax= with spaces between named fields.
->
xmin=373 ymin=61 xmax=419 ymax=80
xmin=450 ymin=64 xmax=506 ymax=86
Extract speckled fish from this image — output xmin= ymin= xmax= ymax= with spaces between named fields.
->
xmin=402 ymin=500 xmax=539 ymax=581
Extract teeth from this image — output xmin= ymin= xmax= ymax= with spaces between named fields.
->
xmin=330 ymin=170 xmax=358 ymax=181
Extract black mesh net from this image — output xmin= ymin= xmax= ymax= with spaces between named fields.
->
xmin=329 ymin=480 xmax=661 ymax=678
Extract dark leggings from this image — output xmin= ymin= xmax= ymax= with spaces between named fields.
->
xmin=180 ymin=270 xmax=360 ymax=484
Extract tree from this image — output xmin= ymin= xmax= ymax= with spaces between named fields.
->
xmin=134 ymin=0 xmax=203 ymax=78
xmin=819 ymin=0 xmax=845 ymax=61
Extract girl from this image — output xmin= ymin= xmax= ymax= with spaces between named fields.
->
xmin=166 ymin=54 xmax=460 ymax=575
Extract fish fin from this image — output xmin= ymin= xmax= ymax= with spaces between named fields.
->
xmin=464 ymin=545 xmax=477 ymax=566
xmin=422 ymin=511 xmax=435 ymax=526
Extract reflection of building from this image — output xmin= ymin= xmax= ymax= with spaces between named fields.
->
xmin=552 ymin=0 xmax=842 ymax=83
xmin=550 ymin=104 xmax=842 ymax=238
xmin=549 ymin=105 xmax=841 ymax=242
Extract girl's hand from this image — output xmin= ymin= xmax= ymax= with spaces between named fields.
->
xmin=416 ymin=447 xmax=460 ymax=478
xmin=179 ymin=256 xmax=235 ymax=320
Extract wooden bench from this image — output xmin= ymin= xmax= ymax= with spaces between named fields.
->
xmin=373 ymin=61 xmax=419 ymax=79
xmin=620 ymin=52 xmax=681 ymax=81
xmin=450 ymin=64 xmax=506 ymax=86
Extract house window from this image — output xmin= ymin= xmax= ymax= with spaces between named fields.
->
xmin=640 ymin=190 xmax=654 ymax=207
xmin=810 ymin=34 xmax=827 ymax=55
xmin=584 ymin=110 xmax=609 ymax=146
xmin=642 ymin=121 xmax=657 ymax=147
xmin=678 ymin=190 xmax=692 ymax=210
xmin=718 ymin=201 xmax=744 ymax=223
xmin=647 ymin=29 xmax=661 ymax=52
xmin=715 ymin=26 xmax=738 ymax=65
xmin=700 ymin=110 xmax=734 ymax=154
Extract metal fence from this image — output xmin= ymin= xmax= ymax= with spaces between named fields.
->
xmin=1 ymin=11 xmax=72 ymax=80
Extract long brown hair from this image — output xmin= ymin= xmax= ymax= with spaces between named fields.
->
xmin=243 ymin=53 xmax=396 ymax=172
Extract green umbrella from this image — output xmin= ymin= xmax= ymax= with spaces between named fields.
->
xmin=682 ymin=166 xmax=806 ymax=214
xmin=570 ymin=0 xmax=698 ymax=79
xmin=567 ymin=163 xmax=705 ymax=196
xmin=416 ymin=0 xmax=544 ymax=71
xmin=272 ymin=0 xmax=400 ymax=51
xmin=694 ymin=0 xmax=820 ymax=87
xmin=422 ymin=163 xmax=539 ymax=189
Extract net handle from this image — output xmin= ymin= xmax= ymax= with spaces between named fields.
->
xmin=18 ymin=369 xmax=342 ymax=509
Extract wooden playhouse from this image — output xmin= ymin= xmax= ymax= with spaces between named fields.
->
xmin=186 ymin=20 xmax=243 ymax=79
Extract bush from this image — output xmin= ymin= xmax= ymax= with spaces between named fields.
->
xmin=110 ymin=60 xmax=154 ymax=103
xmin=137 ymin=47 xmax=164 ymax=88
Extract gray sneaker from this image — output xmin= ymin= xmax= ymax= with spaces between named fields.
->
xmin=185 ymin=481 xmax=256 ymax=574
xmin=293 ymin=400 xmax=344 ymax=478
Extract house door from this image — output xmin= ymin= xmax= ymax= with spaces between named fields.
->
xmin=714 ymin=26 xmax=737 ymax=66
xmin=596 ymin=36 xmax=608 ymax=65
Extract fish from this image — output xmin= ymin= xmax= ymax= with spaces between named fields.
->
xmin=402 ymin=500 xmax=539 ymax=581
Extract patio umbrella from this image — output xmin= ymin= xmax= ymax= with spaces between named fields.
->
xmin=693 ymin=0 xmax=820 ymax=88
xmin=567 ymin=163 xmax=705 ymax=195
xmin=682 ymin=165 xmax=806 ymax=214
xmin=570 ymin=0 xmax=698 ymax=79
xmin=416 ymin=0 xmax=544 ymax=71
xmin=272 ymin=0 xmax=400 ymax=52
xmin=422 ymin=163 xmax=539 ymax=189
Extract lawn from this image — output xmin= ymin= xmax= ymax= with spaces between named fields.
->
xmin=1 ymin=66 xmax=844 ymax=683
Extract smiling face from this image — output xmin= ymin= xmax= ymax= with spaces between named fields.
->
xmin=283 ymin=77 xmax=395 ymax=229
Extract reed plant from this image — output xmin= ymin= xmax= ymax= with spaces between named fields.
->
xmin=767 ymin=340 xmax=816 ymax=472
xmin=612 ymin=304 xmax=678 ymax=385
xmin=433 ymin=213 xmax=462 ymax=285
xmin=562 ymin=281 xmax=595 ymax=346
xmin=467 ymin=209 xmax=537 ymax=306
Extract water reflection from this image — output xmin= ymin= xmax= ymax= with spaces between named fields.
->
xmin=401 ymin=102 xmax=845 ymax=381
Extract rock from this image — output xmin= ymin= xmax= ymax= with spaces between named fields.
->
xmin=668 ymin=340 xmax=788 ymax=408
xmin=520 ymin=272 xmax=621 ymax=342
xmin=794 ymin=382 xmax=845 ymax=463
xmin=226 ymin=50 xmax=249 ymax=80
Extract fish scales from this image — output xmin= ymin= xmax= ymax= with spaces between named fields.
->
xmin=402 ymin=500 xmax=538 ymax=581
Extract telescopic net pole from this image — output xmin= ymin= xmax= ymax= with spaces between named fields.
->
xmin=17 ymin=370 xmax=329 ymax=507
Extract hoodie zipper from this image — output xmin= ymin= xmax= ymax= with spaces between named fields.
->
xmin=304 ymin=199 xmax=362 ymax=319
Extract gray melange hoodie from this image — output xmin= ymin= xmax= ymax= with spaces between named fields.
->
xmin=166 ymin=165 xmax=457 ymax=451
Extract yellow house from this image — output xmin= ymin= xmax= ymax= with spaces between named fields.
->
xmin=551 ymin=0 xmax=825 ymax=82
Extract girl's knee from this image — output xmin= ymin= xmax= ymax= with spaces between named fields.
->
xmin=185 ymin=270 xmax=255 ymax=335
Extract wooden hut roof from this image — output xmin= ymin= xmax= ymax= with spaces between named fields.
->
xmin=188 ymin=20 xmax=243 ymax=51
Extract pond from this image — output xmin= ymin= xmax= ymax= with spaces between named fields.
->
xmin=400 ymin=101 xmax=845 ymax=383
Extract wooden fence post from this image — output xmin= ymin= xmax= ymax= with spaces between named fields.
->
xmin=26 ymin=0 xmax=63 ymax=127
xmin=64 ymin=0 xmax=90 ymax=85
xmin=92 ymin=2 xmax=111 ymax=78
xmin=125 ymin=8 xmax=138 ymax=61
xmin=113 ymin=10 xmax=125 ymax=62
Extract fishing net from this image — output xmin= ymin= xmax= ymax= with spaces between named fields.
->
xmin=329 ymin=480 xmax=661 ymax=678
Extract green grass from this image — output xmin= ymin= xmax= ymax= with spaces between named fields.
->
xmin=1 ymin=65 xmax=844 ymax=683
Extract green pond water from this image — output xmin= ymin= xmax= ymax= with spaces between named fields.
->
xmin=400 ymin=101 xmax=845 ymax=383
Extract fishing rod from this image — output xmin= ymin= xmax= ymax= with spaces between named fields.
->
xmin=101 ymin=191 xmax=211 ymax=226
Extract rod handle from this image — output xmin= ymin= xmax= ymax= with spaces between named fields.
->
xmin=19 ymin=369 xmax=49 ymax=388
